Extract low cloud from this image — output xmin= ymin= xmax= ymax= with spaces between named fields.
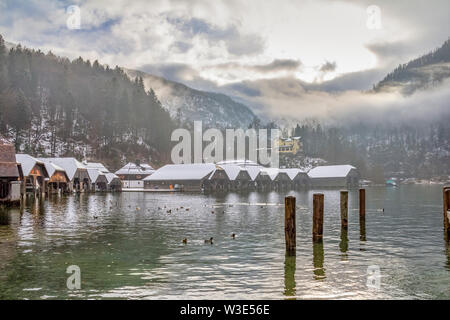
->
xmin=223 ymin=76 xmax=450 ymax=128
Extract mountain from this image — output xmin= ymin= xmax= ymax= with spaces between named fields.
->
xmin=374 ymin=38 xmax=450 ymax=94
xmin=125 ymin=69 xmax=256 ymax=129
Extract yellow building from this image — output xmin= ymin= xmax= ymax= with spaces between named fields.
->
xmin=278 ymin=137 xmax=302 ymax=155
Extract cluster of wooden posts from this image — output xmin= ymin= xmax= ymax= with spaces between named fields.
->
xmin=284 ymin=189 xmax=366 ymax=255
xmin=285 ymin=186 xmax=450 ymax=253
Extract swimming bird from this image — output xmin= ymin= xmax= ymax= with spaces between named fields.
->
xmin=211 ymin=211 xmax=215 ymax=214
xmin=231 ymin=233 xmax=235 ymax=239
xmin=204 ymin=237 xmax=213 ymax=244
xmin=182 ymin=238 xmax=187 ymax=244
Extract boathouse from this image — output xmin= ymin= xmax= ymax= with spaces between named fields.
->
xmin=255 ymin=170 xmax=272 ymax=190
xmin=105 ymin=173 xmax=122 ymax=191
xmin=16 ymin=154 xmax=49 ymax=196
xmin=115 ymin=162 xmax=154 ymax=189
xmin=0 ymin=144 xmax=22 ymax=204
xmin=206 ymin=166 xmax=229 ymax=191
xmin=87 ymin=168 xmax=108 ymax=191
xmin=281 ymin=169 xmax=311 ymax=189
xmin=271 ymin=169 xmax=292 ymax=190
xmin=144 ymin=163 xmax=216 ymax=191
xmin=85 ymin=162 xmax=120 ymax=191
xmin=40 ymin=161 xmax=69 ymax=194
xmin=246 ymin=166 xmax=262 ymax=190
xmin=221 ymin=165 xmax=252 ymax=190
xmin=42 ymin=158 xmax=90 ymax=192
xmin=308 ymin=165 xmax=360 ymax=188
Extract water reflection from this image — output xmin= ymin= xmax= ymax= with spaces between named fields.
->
xmin=312 ymin=241 xmax=325 ymax=280
xmin=284 ymin=254 xmax=296 ymax=297
xmin=339 ymin=228 xmax=348 ymax=260
xmin=445 ymin=234 xmax=450 ymax=271
xmin=0 ymin=185 xmax=448 ymax=299
xmin=359 ymin=218 xmax=366 ymax=242
xmin=0 ymin=208 xmax=9 ymax=225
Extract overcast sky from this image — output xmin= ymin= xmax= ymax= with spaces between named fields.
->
xmin=1 ymin=0 xmax=449 ymax=123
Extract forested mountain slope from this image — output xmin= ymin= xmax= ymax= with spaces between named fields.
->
xmin=0 ymin=34 xmax=175 ymax=169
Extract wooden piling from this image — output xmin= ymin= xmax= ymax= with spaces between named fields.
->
xmin=340 ymin=190 xmax=348 ymax=229
xmin=359 ymin=188 xmax=366 ymax=221
xmin=313 ymin=193 xmax=324 ymax=242
xmin=444 ymin=187 xmax=450 ymax=235
xmin=284 ymin=196 xmax=296 ymax=255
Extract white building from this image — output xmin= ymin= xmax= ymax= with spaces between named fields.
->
xmin=115 ymin=162 xmax=155 ymax=189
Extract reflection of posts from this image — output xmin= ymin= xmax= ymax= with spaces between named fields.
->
xmin=312 ymin=241 xmax=325 ymax=280
xmin=285 ymin=196 xmax=296 ymax=255
xmin=360 ymin=219 xmax=366 ymax=242
xmin=313 ymin=194 xmax=324 ymax=242
xmin=340 ymin=228 xmax=348 ymax=257
xmin=284 ymin=254 xmax=296 ymax=297
xmin=445 ymin=239 xmax=450 ymax=271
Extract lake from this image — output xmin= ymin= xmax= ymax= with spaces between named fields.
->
xmin=0 ymin=185 xmax=448 ymax=299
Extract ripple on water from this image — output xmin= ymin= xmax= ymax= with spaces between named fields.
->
xmin=0 ymin=185 xmax=449 ymax=299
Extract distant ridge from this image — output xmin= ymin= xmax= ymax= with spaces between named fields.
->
xmin=374 ymin=38 xmax=450 ymax=94
xmin=126 ymin=69 xmax=256 ymax=129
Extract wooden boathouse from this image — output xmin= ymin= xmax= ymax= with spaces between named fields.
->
xmin=281 ymin=169 xmax=311 ymax=190
xmin=308 ymin=165 xmax=360 ymax=188
xmin=144 ymin=163 xmax=216 ymax=191
xmin=16 ymin=154 xmax=49 ymax=196
xmin=42 ymin=158 xmax=90 ymax=192
xmin=0 ymin=143 xmax=23 ymax=204
xmin=41 ymin=161 xmax=70 ymax=194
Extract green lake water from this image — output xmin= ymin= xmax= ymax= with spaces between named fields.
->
xmin=0 ymin=185 xmax=448 ymax=299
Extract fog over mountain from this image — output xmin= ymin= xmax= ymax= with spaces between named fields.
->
xmin=125 ymin=69 xmax=256 ymax=129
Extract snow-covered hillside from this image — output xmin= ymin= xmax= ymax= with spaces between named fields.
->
xmin=125 ymin=69 xmax=256 ymax=129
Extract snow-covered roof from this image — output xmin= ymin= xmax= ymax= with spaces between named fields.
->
xmin=16 ymin=154 xmax=47 ymax=177
xmin=40 ymin=158 xmax=87 ymax=181
xmin=115 ymin=162 xmax=154 ymax=175
xmin=216 ymin=159 xmax=260 ymax=167
xmin=308 ymin=165 xmax=356 ymax=178
xmin=85 ymin=162 xmax=109 ymax=173
xmin=40 ymin=160 xmax=66 ymax=178
xmin=260 ymin=168 xmax=281 ymax=180
xmin=87 ymin=168 xmax=106 ymax=183
xmin=144 ymin=163 xmax=216 ymax=181
xmin=219 ymin=164 xmax=242 ymax=181
xmin=105 ymin=172 xmax=120 ymax=184
xmin=245 ymin=166 xmax=263 ymax=181
xmin=280 ymin=168 xmax=306 ymax=180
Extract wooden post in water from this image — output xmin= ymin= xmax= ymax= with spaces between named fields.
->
xmin=313 ymin=194 xmax=324 ymax=242
xmin=359 ymin=188 xmax=366 ymax=221
xmin=444 ymin=187 xmax=450 ymax=236
xmin=285 ymin=196 xmax=296 ymax=255
xmin=340 ymin=191 xmax=348 ymax=229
